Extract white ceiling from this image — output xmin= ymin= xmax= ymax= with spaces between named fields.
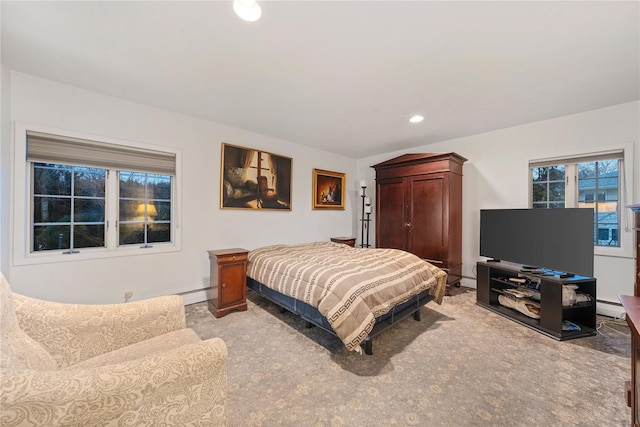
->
xmin=2 ymin=1 xmax=639 ymax=159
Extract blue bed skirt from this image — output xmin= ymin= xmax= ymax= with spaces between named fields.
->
xmin=246 ymin=276 xmax=435 ymax=354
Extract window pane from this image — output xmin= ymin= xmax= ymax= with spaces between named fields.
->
xmin=548 ymin=183 xmax=565 ymax=202
xmin=33 ymin=164 xmax=71 ymax=196
xmin=548 ymin=166 xmax=565 ymax=181
xmin=74 ymin=168 xmax=106 ymax=197
xmin=148 ymin=174 xmax=171 ymax=199
xmin=74 ymin=225 xmax=105 ymax=248
xmin=532 ymin=167 xmax=547 ymax=182
xmin=119 ymin=223 xmax=145 ymax=245
xmin=74 ymin=199 xmax=105 ymax=222
xmin=578 ymin=162 xmax=596 ymax=179
xmin=155 ymin=201 xmax=171 ymax=221
xmin=598 ymin=160 xmax=618 ymax=177
xmin=119 ymin=171 xmax=146 ymax=198
xmin=119 ymin=200 xmax=140 ymax=221
xmin=33 ymin=197 xmax=71 ymax=223
xmin=532 ymin=183 xmax=548 ymax=202
xmin=33 ymin=225 xmax=70 ymax=251
xmin=148 ymin=223 xmax=170 ymax=243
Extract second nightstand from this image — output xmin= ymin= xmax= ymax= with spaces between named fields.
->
xmin=207 ymin=248 xmax=248 ymax=318
xmin=330 ymin=237 xmax=356 ymax=247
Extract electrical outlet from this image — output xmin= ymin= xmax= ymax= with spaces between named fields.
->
xmin=124 ymin=291 xmax=133 ymax=302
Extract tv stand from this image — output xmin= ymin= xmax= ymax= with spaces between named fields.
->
xmin=476 ymin=261 xmax=596 ymax=340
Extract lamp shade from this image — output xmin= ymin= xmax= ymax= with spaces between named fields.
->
xmin=136 ymin=203 xmax=157 ymax=217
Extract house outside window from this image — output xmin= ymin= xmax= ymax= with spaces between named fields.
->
xmin=530 ymin=154 xmax=622 ymax=247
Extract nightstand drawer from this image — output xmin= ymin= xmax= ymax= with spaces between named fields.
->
xmin=215 ymin=252 xmax=247 ymax=264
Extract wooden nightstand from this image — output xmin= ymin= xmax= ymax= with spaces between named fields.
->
xmin=330 ymin=237 xmax=356 ymax=247
xmin=207 ymin=248 xmax=248 ymax=318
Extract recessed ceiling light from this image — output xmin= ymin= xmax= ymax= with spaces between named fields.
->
xmin=233 ymin=0 xmax=262 ymax=22
xmin=409 ymin=115 xmax=424 ymax=124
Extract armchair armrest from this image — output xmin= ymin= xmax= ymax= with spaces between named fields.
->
xmin=14 ymin=294 xmax=187 ymax=368
xmin=1 ymin=338 xmax=228 ymax=427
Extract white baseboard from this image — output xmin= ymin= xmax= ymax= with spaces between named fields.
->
xmin=596 ymin=300 xmax=625 ymax=319
xmin=179 ymin=280 xmax=626 ymax=319
xmin=178 ymin=289 xmax=210 ymax=306
xmin=461 ymin=277 xmax=477 ymax=289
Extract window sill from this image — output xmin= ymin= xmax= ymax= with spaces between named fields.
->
xmin=13 ymin=243 xmax=181 ymax=266
xmin=594 ymin=244 xmax=634 ymax=260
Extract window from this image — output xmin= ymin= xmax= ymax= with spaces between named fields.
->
xmin=33 ymin=164 xmax=106 ymax=252
xmin=25 ymin=129 xmax=177 ymax=257
xmin=119 ymin=172 xmax=172 ymax=247
xmin=530 ymin=153 xmax=622 ymax=247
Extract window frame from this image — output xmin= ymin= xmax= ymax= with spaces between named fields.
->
xmin=528 ymin=145 xmax=634 ymax=259
xmin=12 ymin=122 xmax=181 ymax=266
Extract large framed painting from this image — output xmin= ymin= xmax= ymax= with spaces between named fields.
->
xmin=312 ymin=169 xmax=345 ymax=210
xmin=220 ymin=143 xmax=292 ymax=210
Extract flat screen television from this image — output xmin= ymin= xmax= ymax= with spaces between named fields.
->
xmin=480 ymin=208 xmax=594 ymax=277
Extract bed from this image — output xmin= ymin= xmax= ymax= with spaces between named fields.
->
xmin=246 ymin=241 xmax=447 ymax=355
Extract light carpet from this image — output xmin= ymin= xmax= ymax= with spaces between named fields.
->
xmin=186 ymin=287 xmax=630 ymax=426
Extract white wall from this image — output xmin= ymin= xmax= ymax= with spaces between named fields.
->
xmin=3 ymin=72 xmax=358 ymax=304
xmin=358 ymin=101 xmax=640 ymax=317
xmin=3 ymin=71 xmax=638 ymax=316
xmin=1 ymin=62 xmax=10 ymax=277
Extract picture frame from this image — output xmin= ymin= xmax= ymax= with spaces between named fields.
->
xmin=220 ymin=143 xmax=292 ymax=210
xmin=312 ymin=169 xmax=345 ymax=210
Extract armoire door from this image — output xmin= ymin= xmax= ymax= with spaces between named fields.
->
xmin=407 ymin=173 xmax=446 ymax=267
xmin=376 ymin=177 xmax=406 ymax=250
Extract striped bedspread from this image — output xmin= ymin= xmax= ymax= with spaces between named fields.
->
xmin=247 ymin=241 xmax=447 ymax=352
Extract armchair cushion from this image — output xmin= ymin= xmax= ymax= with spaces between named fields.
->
xmin=3 ymin=339 xmax=227 ymax=427
xmin=0 ymin=275 xmax=56 ymax=371
xmin=0 ymin=273 xmax=228 ymax=426
xmin=14 ymin=292 xmax=187 ymax=368
xmin=72 ymin=328 xmax=201 ymax=369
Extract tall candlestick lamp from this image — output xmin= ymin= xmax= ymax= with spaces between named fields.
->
xmin=360 ymin=181 xmax=371 ymax=248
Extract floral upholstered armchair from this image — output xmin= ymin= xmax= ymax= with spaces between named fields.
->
xmin=0 ymin=273 xmax=228 ymax=426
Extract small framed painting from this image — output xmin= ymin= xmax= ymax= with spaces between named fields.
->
xmin=312 ymin=169 xmax=345 ymax=210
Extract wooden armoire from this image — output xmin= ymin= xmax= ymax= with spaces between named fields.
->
xmin=372 ymin=152 xmax=466 ymax=286
xmin=635 ymin=209 xmax=640 ymax=296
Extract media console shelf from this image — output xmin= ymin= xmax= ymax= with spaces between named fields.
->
xmin=476 ymin=261 xmax=596 ymax=340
